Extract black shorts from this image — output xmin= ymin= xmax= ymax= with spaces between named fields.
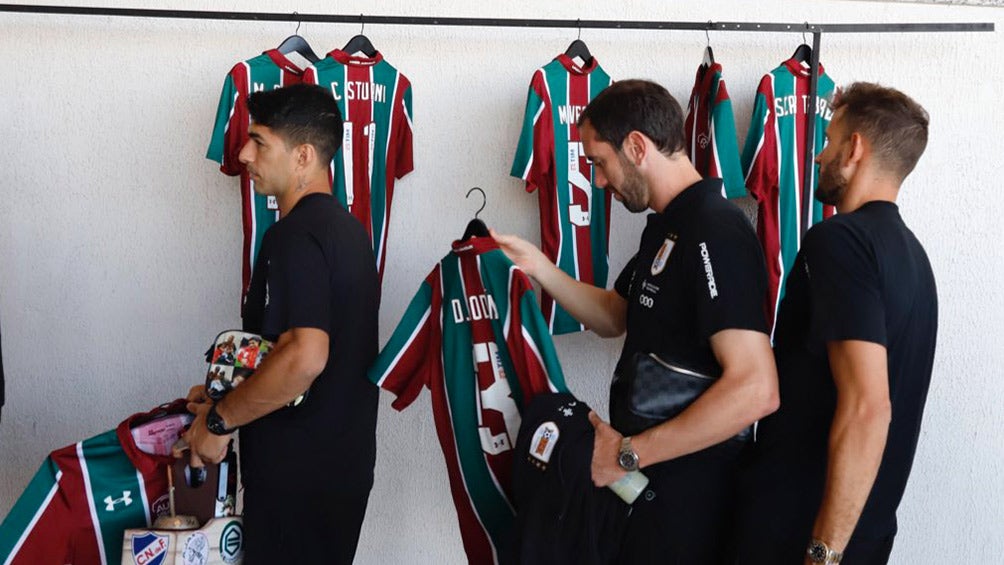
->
xmin=617 ymin=441 xmax=747 ymax=565
xmin=242 ymin=485 xmax=371 ymax=565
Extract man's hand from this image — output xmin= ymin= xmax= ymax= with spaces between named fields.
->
xmin=186 ymin=384 xmax=209 ymax=404
xmin=176 ymin=402 xmax=231 ymax=466
xmin=489 ymin=229 xmax=550 ymax=278
xmin=588 ymin=411 xmax=627 ymax=487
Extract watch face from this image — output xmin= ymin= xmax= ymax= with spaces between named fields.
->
xmin=618 ymin=451 xmax=638 ymax=471
xmin=808 ymin=542 xmax=827 ymax=563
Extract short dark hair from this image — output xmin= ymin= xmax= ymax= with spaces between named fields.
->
xmin=832 ymin=82 xmax=929 ymax=181
xmin=246 ymin=84 xmax=343 ymax=166
xmin=577 ymin=79 xmax=686 ymax=156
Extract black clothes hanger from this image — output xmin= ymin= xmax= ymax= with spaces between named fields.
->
xmin=791 ymin=24 xmax=812 ymax=64
xmin=277 ymin=13 xmax=320 ymax=63
xmin=702 ymin=23 xmax=715 ymax=67
xmin=342 ymin=14 xmax=378 ymax=57
xmin=461 ymin=187 xmax=489 ymax=241
xmin=564 ymin=20 xmax=593 ymax=66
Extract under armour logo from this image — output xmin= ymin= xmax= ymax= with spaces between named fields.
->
xmin=104 ymin=491 xmax=133 ymax=511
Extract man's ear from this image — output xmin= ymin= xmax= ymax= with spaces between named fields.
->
xmin=294 ymin=143 xmax=316 ymax=169
xmin=845 ymin=132 xmax=866 ymax=168
xmin=624 ymin=131 xmax=647 ymax=166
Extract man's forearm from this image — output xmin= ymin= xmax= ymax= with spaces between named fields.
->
xmin=214 ymin=335 xmax=325 ymax=428
xmin=533 ymin=262 xmax=625 ymax=337
xmin=811 ymin=400 xmax=891 ymax=551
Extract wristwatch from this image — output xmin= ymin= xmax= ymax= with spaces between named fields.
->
xmin=206 ymin=404 xmax=235 ymax=436
xmin=617 ymin=437 xmax=640 ymax=472
xmin=807 ymin=539 xmax=843 ymax=564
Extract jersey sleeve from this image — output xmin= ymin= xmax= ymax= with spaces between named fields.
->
xmin=510 ymin=71 xmax=554 ymax=194
xmin=392 ymin=77 xmax=414 ymax=180
xmin=0 ymin=456 xmax=73 ymax=565
xmin=741 ymin=75 xmax=777 ymax=204
xmin=367 ymin=267 xmax=442 ymax=411
xmin=613 ymin=255 xmax=638 ymax=299
xmin=689 ymin=216 xmax=769 ymax=339
xmin=206 ymin=65 xmax=249 ymax=176
xmin=710 ymin=79 xmax=747 ymax=199
xmin=804 ymin=222 xmax=886 ymax=349
xmin=504 ymin=268 xmax=568 ymax=397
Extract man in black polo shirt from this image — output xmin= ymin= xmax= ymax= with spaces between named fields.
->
xmin=181 ymin=84 xmax=380 ymax=564
xmin=493 ymin=79 xmax=778 ymax=563
xmin=734 ymin=83 xmax=937 ymax=564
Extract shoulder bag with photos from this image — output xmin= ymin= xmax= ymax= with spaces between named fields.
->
xmin=622 ymin=352 xmax=751 ymax=443
xmin=204 ymin=330 xmax=306 ymax=407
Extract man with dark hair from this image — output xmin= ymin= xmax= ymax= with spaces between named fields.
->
xmin=181 ymin=84 xmax=380 ymax=564
xmin=734 ymin=82 xmax=938 ymax=565
xmin=493 ymin=79 xmax=779 ymax=562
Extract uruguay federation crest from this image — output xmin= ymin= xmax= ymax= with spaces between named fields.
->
xmin=651 ymin=238 xmax=675 ymax=275
xmin=131 ymin=532 xmax=170 ymax=565
xmin=529 ymin=422 xmax=559 ymax=465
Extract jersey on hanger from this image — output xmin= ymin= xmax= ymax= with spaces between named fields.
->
xmin=511 ymin=55 xmax=613 ymax=335
xmin=741 ymin=57 xmax=836 ymax=336
xmin=0 ymin=401 xmax=189 ymax=565
xmin=304 ymin=50 xmax=414 ymax=282
xmin=207 ymin=50 xmax=307 ymax=313
xmin=368 ymin=236 xmax=568 ymax=565
xmin=684 ymin=62 xmax=745 ymax=198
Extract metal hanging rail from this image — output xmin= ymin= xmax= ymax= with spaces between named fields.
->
xmin=1 ymin=4 xmax=994 ymax=241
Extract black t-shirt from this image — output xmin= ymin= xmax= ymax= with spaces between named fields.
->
xmin=611 ymin=178 xmax=768 ymax=432
xmin=744 ymin=201 xmax=938 ymax=544
xmin=241 ymin=193 xmax=380 ymax=495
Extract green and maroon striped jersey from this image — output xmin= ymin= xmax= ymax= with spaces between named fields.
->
xmin=207 ymin=50 xmax=307 ymax=313
xmin=742 ymin=57 xmax=836 ymax=336
xmin=304 ymin=50 xmax=414 ymax=283
xmin=684 ymin=62 xmax=746 ymax=198
xmin=368 ymin=236 xmax=568 ymax=565
xmin=0 ymin=402 xmax=189 ymax=565
xmin=511 ymin=55 xmax=614 ymax=335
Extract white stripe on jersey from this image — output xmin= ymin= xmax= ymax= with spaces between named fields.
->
xmin=3 ymin=470 xmax=64 ymax=565
xmin=502 ymin=265 xmax=516 ymax=340
xmin=77 ymin=443 xmax=107 ymax=565
xmin=521 ymin=324 xmax=560 ymax=393
xmin=789 ymin=74 xmax=802 ymax=250
xmin=378 ymin=69 xmax=402 ymax=270
xmin=565 ymin=71 xmax=582 ymax=286
xmin=135 ymin=469 xmax=151 ymax=526
xmin=443 ymin=260 xmax=501 ymax=565
xmin=375 ymin=304 xmax=431 ymax=388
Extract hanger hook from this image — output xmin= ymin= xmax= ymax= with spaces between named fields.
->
xmin=360 ymin=13 xmax=365 ymax=36
xmin=577 ymin=18 xmax=582 ymax=41
xmin=294 ymin=11 xmax=301 ymax=36
xmin=706 ymin=21 xmax=712 ymax=47
xmin=466 ymin=187 xmax=487 ymax=219
xmin=803 ymin=21 xmax=809 ymax=44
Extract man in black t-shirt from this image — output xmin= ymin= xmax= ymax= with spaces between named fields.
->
xmin=494 ymin=80 xmax=779 ymax=563
xmin=180 ymin=84 xmax=380 ymax=564
xmin=734 ymin=83 xmax=938 ymax=565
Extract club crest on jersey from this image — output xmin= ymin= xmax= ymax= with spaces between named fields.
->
xmin=651 ymin=238 xmax=675 ymax=275
xmin=698 ymin=132 xmax=710 ymax=149
xmin=152 ymin=494 xmax=170 ymax=518
xmin=220 ymin=521 xmax=244 ymax=563
xmin=529 ymin=422 xmax=559 ymax=466
xmin=131 ymin=532 xmax=170 ymax=565
xmin=181 ymin=532 xmax=210 ymax=565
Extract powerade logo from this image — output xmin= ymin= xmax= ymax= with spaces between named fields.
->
xmin=131 ymin=532 xmax=169 ymax=565
xmin=699 ymin=242 xmax=719 ymax=299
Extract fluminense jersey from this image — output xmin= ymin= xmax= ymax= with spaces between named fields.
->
xmin=368 ymin=236 xmax=569 ymax=565
xmin=0 ymin=401 xmax=188 ymax=565
xmin=304 ymin=50 xmax=414 ymax=281
xmin=684 ymin=62 xmax=745 ymax=198
xmin=511 ymin=55 xmax=613 ymax=335
xmin=207 ymin=50 xmax=307 ymax=311
xmin=741 ymin=57 xmax=836 ymax=335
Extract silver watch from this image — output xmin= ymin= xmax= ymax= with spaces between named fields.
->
xmin=617 ymin=437 xmax=639 ymax=472
xmin=807 ymin=539 xmax=842 ymax=564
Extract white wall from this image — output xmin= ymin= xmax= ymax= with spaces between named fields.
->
xmin=1 ymin=0 xmax=1001 ymax=562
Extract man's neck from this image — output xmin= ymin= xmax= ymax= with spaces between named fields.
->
xmin=837 ymin=170 xmax=900 ymax=214
xmin=278 ymin=177 xmax=332 ymax=216
xmin=647 ymin=153 xmax=704 ymax=213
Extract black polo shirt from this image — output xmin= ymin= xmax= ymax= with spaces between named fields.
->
xmin=240 ymin=192 xmax=380 ymax=496
xmin=611 ymin=178 xmax=769 ymax=432
xmin=736 ymin=201 xmax=938 ymax=561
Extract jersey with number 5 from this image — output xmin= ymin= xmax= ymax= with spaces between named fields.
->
xmin=368 ymin=236 xmax=568 ymax=565
xmin=511 ymin=55 xmax=613 ymax=335
xmin=304 ymin=50 xmax=414 ymax=282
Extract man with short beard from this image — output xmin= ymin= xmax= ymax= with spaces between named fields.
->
xmin=493 ymin=79 xmax=779 ymax=562
xmin=733 ymin=83 xmax=938 ymax=565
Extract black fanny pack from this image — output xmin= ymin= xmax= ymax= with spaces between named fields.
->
xmin=617 ymin=352 xmax=752 ymax=443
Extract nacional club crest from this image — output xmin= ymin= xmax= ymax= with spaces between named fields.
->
xmin=131 ymin=532 xmax=170 ymax=565
xmin=529 ymin=422 xmax=559 ymax=466
xmin=651 ymin=238 xmax=675 ymax=275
